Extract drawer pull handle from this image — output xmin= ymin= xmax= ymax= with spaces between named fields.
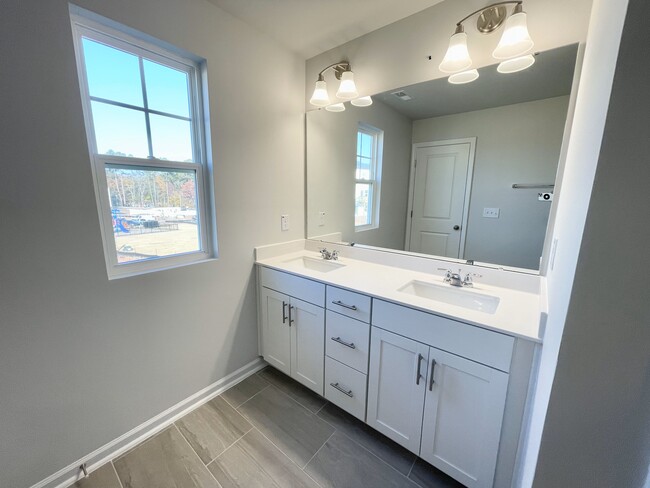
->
xmin=429 ymin=359 xmax=437 ymax=391
xmin=331 ymin=300 xmax=358 ymax=311
xmin=330 ymin=382 xmax=354 ymax=397
xmin=331 ymin=336 xmax=356 ymax=349
xmin=282 ymin=301 xmax=288 ymax=324
xmin=416 ymin=353 xmax=424 ymax=385
xmin=289 ymin=305 xmax=295 ymax=326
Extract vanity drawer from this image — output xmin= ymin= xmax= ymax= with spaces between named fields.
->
xmin=259 ymin=266 xmax=325 ymax=307
xmin=326 ymin=286 xmax=371 ymax=322
xmin=326 ymin=310 xmax=370 ymax=374
xmin=325 ymin=356 xmax=367 ymax=421
xmin=372 ymin=300 xmax=514 ymax=372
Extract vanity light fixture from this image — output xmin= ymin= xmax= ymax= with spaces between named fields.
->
xmin=309 ymin=61 xmax=359 ymax=107
xmin=448 ymin=69 xmax=480 ymax=84
xmin=439 ymin=1 xmax=535 ymax=84
xmin=325 ymin=103 xmax=346 ymax=112
xmin=351 ymin=95 xmax=373 ymax=107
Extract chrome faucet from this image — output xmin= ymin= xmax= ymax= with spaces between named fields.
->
xmin=320 ymin=248 xmax=339 ymax=261
xmin=438 ymin=268 xmax=481 ymax=287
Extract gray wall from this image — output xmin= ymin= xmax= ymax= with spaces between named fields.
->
xmin=0 ymin=1 xmax=304 ymax=487
xmin=533 ymin=0 xmax=650 ymax=485
xmin=412 ymin=96 xmax=570 ymax=270
xmin=307 ymin=100 xmax=413 ymax=249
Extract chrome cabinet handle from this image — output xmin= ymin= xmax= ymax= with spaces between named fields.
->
xmin=282 ymin=301 xmax=288 ymax=324
xmin=289 ymin=305 xmax=295 ymax=326
xmin=330 ymin=382 xmax=353 ymax=397
xmin=331 ymin=300 xmax=358 ymax=311
xmin=416 ymin=353 xmax=424 ymax=385
xmin=429 ymin=359 xmax=436 ymax=391
xmin=331 ymin=336 xmax=356 ymax=349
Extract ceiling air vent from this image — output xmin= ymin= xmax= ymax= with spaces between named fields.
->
xmin=392 ymin=91 xmax=412 ymax=101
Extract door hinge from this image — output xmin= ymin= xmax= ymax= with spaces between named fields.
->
xmin=410 ymin=210 xmax=413 ymax=218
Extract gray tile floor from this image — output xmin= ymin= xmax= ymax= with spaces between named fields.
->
xmin=73 ymin=367 xmax=465 ymax=488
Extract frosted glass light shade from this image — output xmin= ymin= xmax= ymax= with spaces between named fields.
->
xmin=492 ymin=11 xmax=534 ymax=60
xmin=310 ymin=80 xmax=330 ymax=107
xmin=351 ymin=96 xmax=373 ymax=107
xmin=325 ymin=103 xmax=346 ymax=112
xmin=439 ymin=31 xmax=472 ymax=73
xmin=497 ymin=54 xmax=535 ymax=73
xmin=448 ymin=69 xmax=479 ymax=84
xmin=336 ymin=71 xmax=359 ymax=99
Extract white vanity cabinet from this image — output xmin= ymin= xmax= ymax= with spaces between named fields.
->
xmin=259 ymin=267 xmax=325 ymax=395
xmin=367 ymin=300 xmax=514 ymax=488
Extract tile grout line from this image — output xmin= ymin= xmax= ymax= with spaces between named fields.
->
xmin=171 ymin=423 xmax=225 ymax=488
xmin=205 ymin=426 xmax=254 ymax=467
xmin=329 ymin=425 xmax=422 ymax=486
xmin=258 ymin=370 xmax=327 ymax=414
xmin=407 ymin=457 xmax=416 ymax=478
xmin=314 ymin=400 xmax=329 ymax=416
xmin=244 ymin=424 xmax=327 ymax=487
xmin=110 ymin=461 xmax=125 ymax=488
xmin=301 ymin=430 xmax=335 ymax=470
xmin=234 ymin=383 xmax=271 ymax=410
xmin=221 ymin=378 xmax=270 ymax=410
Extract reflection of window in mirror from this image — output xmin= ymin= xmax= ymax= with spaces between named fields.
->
xmin=355 ymin=124 xmax=383 ymax=231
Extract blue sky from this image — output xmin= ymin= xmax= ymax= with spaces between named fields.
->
xmin=82 ymin=38 xmax=193 ymax=162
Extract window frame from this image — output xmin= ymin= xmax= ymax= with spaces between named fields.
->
xmin=70 ymin=13 xmax=215 ymax=279
xmin=355 ymin=124 xmax=383 ymax=231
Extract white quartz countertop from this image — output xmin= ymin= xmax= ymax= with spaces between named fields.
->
xmin=256 ymin=250 xmax=542 ymax=342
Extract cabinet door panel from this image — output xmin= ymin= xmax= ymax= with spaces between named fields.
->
xmin=421 ymin=347 xmax=509 ymax=488
xmin=367 ymin=328 xmax=429 ymax=453
xmin=290 ymin=298 xmax=325 ymax=395
xmin=261 ymin=288 xmax=291 ymax=375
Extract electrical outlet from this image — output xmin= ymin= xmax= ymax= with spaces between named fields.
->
xmin=281 ymin=214 xmax=289 ymax=231
xmin=318 ymin=211 xmax=326 ymax=226
xmin=483 ymin=207 xmax=500 ymax=218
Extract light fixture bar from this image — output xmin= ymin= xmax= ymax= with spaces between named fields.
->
xmin=454 ymin=1 xmax=522 ymax=30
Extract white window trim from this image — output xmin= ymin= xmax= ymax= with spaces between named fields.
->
xmin=70 ymin=12 xmax=216 ymax=279
xmin=355 ymin=124 xmax=383 ymax=232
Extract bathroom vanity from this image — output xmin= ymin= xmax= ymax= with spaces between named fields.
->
xmin=255 ymin=240 xmax=542 ymax=488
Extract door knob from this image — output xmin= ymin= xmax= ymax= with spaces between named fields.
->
xmin=453 ymin=225 xmax=460 ymax=230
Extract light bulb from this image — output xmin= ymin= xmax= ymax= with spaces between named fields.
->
xmin=492 ymin=8 xmax=534 ymax=60
xmin=351 ymin=96 xmax=373 ymax=107
xmin=310 ymin=79 xmax=330 ymax=107
xmin=497 ymin=54 xmax=535 ymax=73
xmin=336 ymin=71 xmax=359 ymax=99
xmin=448 ymin=69 xmax=479 ymax=84
xmin=439 ymin=27 xmax=472 ymax=74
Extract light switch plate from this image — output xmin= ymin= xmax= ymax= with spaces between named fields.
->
xmin=318 ymin=211 xmax=326 ymax=226
xmin=281 ymin=214 xmax=289 ymax=231
xmin=483 ymin=207 xmax=500 ymax=218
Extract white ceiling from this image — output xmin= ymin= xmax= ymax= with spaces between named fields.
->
xmin=206 ymin=0 xmax=446 ymax=59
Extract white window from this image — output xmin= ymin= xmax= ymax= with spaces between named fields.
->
xmin=71 ymin=12 xmax=215 ymax=278
xmin=355 ymin=124 xmax=383 ymax=230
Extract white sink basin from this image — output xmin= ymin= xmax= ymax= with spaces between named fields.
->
xmin=398 ymin=280 xmax=500 ymax=314
xmin=282 ymin=256 xmax=346 ymax=273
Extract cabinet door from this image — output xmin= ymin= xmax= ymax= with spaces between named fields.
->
xmin=420 ymin=347 xmax=509 ymax=488
xmin=260 ymin=288 xmax=291 ymax=375
xmin=367 ymin=328 xmax=429 ymax=453
xmin=290 ymin=298 xmax=325 ymax=395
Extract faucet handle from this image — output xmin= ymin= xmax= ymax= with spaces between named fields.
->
xmin=437 ymin=268 xmax=453 ymax=282
xmin=331 ymin=250 xmax=339 ymax=260
xmin=462 ymin=272 xmax=482 ymax=287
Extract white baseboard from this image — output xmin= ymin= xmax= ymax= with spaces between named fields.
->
xmin=31 ymin=357 xmax=267 ymax=488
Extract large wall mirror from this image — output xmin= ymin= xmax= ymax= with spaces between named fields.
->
xmin=307 ymin=44 xmax=579 ymax=272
